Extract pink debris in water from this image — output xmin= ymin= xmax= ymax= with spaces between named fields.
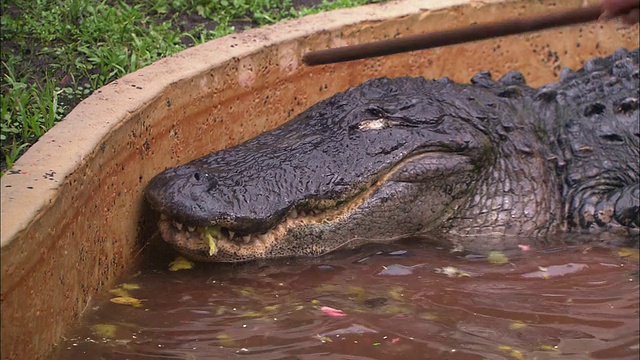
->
xmin=320 ymin=306 xmax=347 ymax=317
xmin=518 ymin=245 xmax=531 ymax=251
xmin=392 ymin=337 xmax=400 ymax=344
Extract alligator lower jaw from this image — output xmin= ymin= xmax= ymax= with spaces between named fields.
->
xmin=157 ymin=207 xmax=334 ymax=261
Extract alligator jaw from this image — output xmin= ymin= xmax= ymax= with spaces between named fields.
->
xmin=155 ymin=151 xmax=477 ymax=262
xmin=158 ymin=192 xmax=372 ymax=261
xmin=157 ymin=207 xmax=324 ymax=261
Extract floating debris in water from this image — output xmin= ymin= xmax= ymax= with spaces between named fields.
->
xmin=320 ymin=324 xmax=377 ymax=337
xmin=497 ymin=345 xmax=524 ymax=360
xmin=320 ymin=306 xmax=347 ymax=317
xmin=110 ymin=296 xmax=143 ymax=307
xmin=538 ymin=344 xmax=560 ymax=352
xmin=120 ymin=283 xmax=140 ymax=290
xmin=618 ymin=247 xmax=640 ymax=261
xmin=91 ymin=324 xmax=117 ymax=338
xmin=108 ymin=282 xmax=141 ymax=298
xmin=387 ymin=286 xmax=405 ymax=301
xmin=168 ymin=256 xmax=194 ymax=271
xmin=378 ymin=264 xmax=421 ymax=276
xmin=316 ymin=335 xmax=333 ymax=343
xmin=509 ymin=321 xmax=527 ymax=330
xmin=108 ymin=287 xmax=130 ymax=298
xmin=488 ymin=251 xmax=509 ymax=264
xmin=522 ymin=263 xmax=588 ymax=279
xmin=386 ymin=250 xmax=408 ymax=256
xmin=435 ymin=266 xmax=472 ymax=278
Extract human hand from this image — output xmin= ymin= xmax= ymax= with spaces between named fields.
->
xmin=601 ymin=0 xmax=640 ymax=25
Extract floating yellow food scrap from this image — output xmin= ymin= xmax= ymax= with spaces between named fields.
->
xmin=509 ymin=321 xmax=526 ymax=330
xmin=310 ymin=299 xmax=320 ymax=305
xmin=316 ymin=335 xmax=333 ymax=343
xmin=110 ymin=296 xmax=143 ymax=307
xmin=619 ymin=247 xmax=640 ymax=261
xmin=121 ymin=283 xmax=141 ymax=290
xmin=388 ymin=286 xmax=405 ymax=301
xmin=169 ymin=256 xmax=194 ymax=271
xmin=92 ymin=324 xmax=117 ymax=338
xmin=538 ymin=266 xmax=550 ymax=279
xmin=539 ymin=344 xmax=560 ymax=352
xmin=215 ymin=306 xmax=227 ymax=316
xmin=202 ymin=226 xmax=220 ymax=256
xmin=238 ymin=287 xmax=256 ymax=297
xmin=497 ymin=345 xmax=524 ymax=360
xmin=217 ymin=333 xmax=236 ymax=347
xmin=348 ymin=286 xmax=367 ymax=302
xmin=241 ymin=311 xmax=264 ymax=318
xmin=315 ymin=284 xmax=339 ymax=293
xmin=437 ymin=266 xmax=472 ymax=278
xmin=488 ymin=251 xmax=509 ymax=264
xmin=264 ymin=305 xmax=280 ymax=312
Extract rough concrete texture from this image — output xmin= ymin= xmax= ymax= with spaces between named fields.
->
xmin=0 ymin=0 xmax=637 ymax=358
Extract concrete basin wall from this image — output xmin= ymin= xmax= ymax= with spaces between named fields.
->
xmin=1 ymin=0 xmax=637 ymax=358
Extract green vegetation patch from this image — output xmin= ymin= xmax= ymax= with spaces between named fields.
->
xmin=0 ymin=0 xmax=384 ymax=173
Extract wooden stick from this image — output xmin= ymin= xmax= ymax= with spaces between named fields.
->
xmin=302 ymin=0 xmax=639 ymax=66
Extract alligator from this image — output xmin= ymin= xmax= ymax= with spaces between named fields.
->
xmin=146 ymin=48 xmax=639 ymax=262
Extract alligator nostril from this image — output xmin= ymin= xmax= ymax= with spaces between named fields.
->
xmin=583 ymin=103 xmax=606 ymax=117
xmin=600 ymin=133 xmax=624 ymax=143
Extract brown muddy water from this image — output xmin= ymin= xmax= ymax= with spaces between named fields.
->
xmin=55 ymin=237 xmax=639 ymax=360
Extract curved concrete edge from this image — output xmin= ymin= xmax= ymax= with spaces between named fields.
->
xmin=0 ymin=0 xmax=485 ymax=247
xmin=1 ymin=0 xmax=466 ymax=248
xmin=0 ymin=0 xmax=637 ymax=358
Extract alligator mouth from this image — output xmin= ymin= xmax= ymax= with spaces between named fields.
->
xmin=158 ymin=164 xmax=394 ymax=260
xmin=156 ymin=151 xmax=473 ymax=261
xmin=158 ymin=205 xmax=335 ymax=260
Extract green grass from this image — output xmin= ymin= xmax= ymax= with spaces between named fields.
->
xmin=0 ymin=0 xmax=383 ymax=173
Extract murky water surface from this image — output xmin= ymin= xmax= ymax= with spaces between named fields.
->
xmin=57 ymin=240 xmax=638 ymax=359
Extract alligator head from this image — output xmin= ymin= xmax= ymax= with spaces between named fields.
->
xmin=145 ymin=77 xmax=511 ymax=261
xmin=146 ymin=49 xmax=640 ymax=262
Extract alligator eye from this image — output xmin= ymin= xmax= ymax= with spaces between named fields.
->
xmin=615 ymin=97 xmax=638 ymax=114
xmin=193 ymin=172 xmax=202 ymax=181
xmin=358 ymin=119 xmax=389 ymax=130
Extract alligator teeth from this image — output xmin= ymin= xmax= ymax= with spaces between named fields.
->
xmin=242 ymin=235 xmax=251 ymax=243
xmin=228 ymin=230 xmax=235 ymax=239
xmin=298 ymin=210 xmax=307 ymax=217
xmin=257 ymin=234 xmax=268 ymax=243
xmin=173 ymin=221 xmax=183 ymax=231
xmin=310 ymin=210 xmax=318 ymax=216
xmin=289 ymin=209 xmax=298 ymax=219
xmin=187 ymin=226 xmax=196 ymax=232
